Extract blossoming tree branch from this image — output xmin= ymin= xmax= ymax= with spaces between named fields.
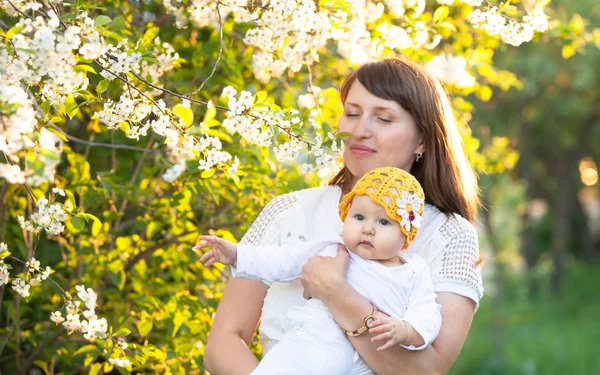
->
xmin=0 ymin=0 xmax=589 ymax=373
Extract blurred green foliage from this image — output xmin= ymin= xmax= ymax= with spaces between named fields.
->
xmin=453 ymin=262 xmax=600 ymax=375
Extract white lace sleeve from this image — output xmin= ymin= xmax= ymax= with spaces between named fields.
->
xmin=235 ymin=193 xmax=298 ymax=285
xmin=239 ymin=193 xmax=298 ymax=247
xmin=430 ymin=215 xmax=484 ymax=307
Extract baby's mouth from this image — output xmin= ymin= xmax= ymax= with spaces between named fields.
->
xmin=358 ymin=240 xmax=373 ymax=248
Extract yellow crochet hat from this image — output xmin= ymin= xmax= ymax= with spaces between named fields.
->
xmin=339 ymin=167 xmax=425 ymax=250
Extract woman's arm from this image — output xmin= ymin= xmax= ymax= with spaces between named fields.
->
xmin=203 ymin=192 xmax=299 ymax=374
xmin=204 ymin=278 xmax=268 ymax=374
xmin=325 ymin=283 xmax=474 ymax=375
xmin=300 ymin=247 xmax=477 ymax=375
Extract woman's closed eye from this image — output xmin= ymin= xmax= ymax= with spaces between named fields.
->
xmin=378 ymin=219 xmax=391 ymax=226
xmin=344 ymin=112 xmax=360 ymax=118
xmin=377 ymin=117 xmax=393 ymax=123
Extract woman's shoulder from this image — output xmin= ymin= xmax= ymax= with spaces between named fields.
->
xmin=423 ymin=203 xmax=476 ymax=244
xmin=439 ymin=211 xmax=477 ymax=244
xmin=258 ymin=185 xmax=341 ymax=225
xmin=269 ymin=185 xmax=341 ymax=210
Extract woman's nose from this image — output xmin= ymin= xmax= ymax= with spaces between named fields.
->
xmin=352 ymin=115 xmax=372 ymax=138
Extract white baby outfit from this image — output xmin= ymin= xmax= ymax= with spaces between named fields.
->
xmin=237 ymin=185 xmax=484 ymax=374
xmin=233 ymin=235 xmax=442 ymax=375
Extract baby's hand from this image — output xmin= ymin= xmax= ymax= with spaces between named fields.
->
xmin=368 ymin=315 xmax=408 ymax=351
xmin=194 ymin=235 xmax=238 ymax=267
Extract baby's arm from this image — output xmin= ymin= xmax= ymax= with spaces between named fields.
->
xmin=368 ymin=316 xmax=423 ymax=351
xmin=370 ymin=263 xmax=442 ymax=351
xmin=196 ymin=234 xmax=338 ymax=283
xmin=195 ymin=235 xmax=238 ymax=266
xmin=233 ymin=239 xmax=337 ymax=283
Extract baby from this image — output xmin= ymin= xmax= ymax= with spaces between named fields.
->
xmin=197 ymin=167 xmax=441 ymax=375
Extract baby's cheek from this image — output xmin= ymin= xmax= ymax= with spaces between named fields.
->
xmin=341 ymin=224 xmax=354 ymax=246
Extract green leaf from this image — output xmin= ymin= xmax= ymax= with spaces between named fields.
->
xmin=562 ymin=44 xmax=576 ymax=59
xmin=137 ymin=319 xmax=153 ymax=336
xmin=254 ymin=90 xmax=267 ymax=105
xmin=433 ymin=6 xmax=450 ymax=23
xmin=143 ymin=26 xmax=160 ymax=44
xmin=439 ymin=21 xmax=457 ymax=32
xmin=74 ymin=65 xmax=97 ymax=75
xmin=45 ymin=126 xmax=69 ymax=143
xmin=203 ymin=105 xmax=217 ymax=125
xmin=65 ymin=95 xmax=78 ymax=119
xmin=88 ymin=363 xmax=102 ymax=375
xmin=94 ymin=15 xmax=112 ymax=27
xmin=335 ymin=132 xmax=353 ymax=138
xmin=33 ymin=360 xmax=50 ymax=375
xmin=73 ymin=344 xmax=99 ymax=357
xmin=96 ymin=79 xmax=109 ymax=94
xmin=65 ymin=190 xmax=77 ymax=212
xmin=91 ymin=217 xmax=102 ymax=237
xmin=70 ymin=216 xmax=85 ymax=231
xmin=80 ymin=213 xmax=102 ymax=236
xmin=59 ymin=13 xmax=77 ymax=22
xmin=108 ymin=260 xmax=126 ymax=291
xmin=6 ymin=25 xmax=25 ymax=41
xmin=201 ymin=169 xmax=216 ymax=178
xmin=113 ymin=328 xmax=131 ymax=337
xmin=173 ymin=104 xmax=194 ymax=127
xmin=477 ymin=86 xmax=493 ymax=102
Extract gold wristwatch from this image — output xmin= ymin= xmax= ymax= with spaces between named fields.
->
xmin=342 ymin=305 xmax=378 ymax=337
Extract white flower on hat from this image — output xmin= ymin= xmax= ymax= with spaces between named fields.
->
xmin=396 ymin=191 xmax=423 ymax=232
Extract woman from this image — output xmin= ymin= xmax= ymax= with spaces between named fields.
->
xmin=202 ymin=57 xmax=484 ymax=375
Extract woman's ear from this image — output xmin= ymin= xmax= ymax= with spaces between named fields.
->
xmin=415 ymin=138 xmax=425 ymax=155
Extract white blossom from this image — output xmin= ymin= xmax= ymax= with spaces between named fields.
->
xmin=11 ymin=278 xmax=31 ymax=298
xmin=109 ymin=358 xmax=132 ymax=368
xmin=0 ymin=260 xmax=9 ymax=287
xmin=63 ymin=313 xmax=83 ymax=334
xmin=76 ymin=285 xmax=97 ymax=311
xmin=426 ymin=54 xmax=476 ymax=88
xmin=228 ymin=156 xmax=239 ymax=176
xmin=18 ymin=196 xmax=68 ymax=235
xmin=50 ymin=311 xmax=65 ymax=324
xmin=163 ymin=158 xmax=187 ymax=182
xmin=52 ymin=187 xmax=65 ymax=196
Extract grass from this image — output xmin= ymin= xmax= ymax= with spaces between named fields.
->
xmin=450 ymin=262 xmax=600 ymax=375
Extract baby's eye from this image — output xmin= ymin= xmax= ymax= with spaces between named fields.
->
xmin=379 ymin=219 xmax=390 ymax=226
xmin=355 ymin=214 xmax=364 ymax=221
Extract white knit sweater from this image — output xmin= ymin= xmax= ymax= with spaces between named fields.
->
xmin=238 ymin=185 xmax=484 ymax=354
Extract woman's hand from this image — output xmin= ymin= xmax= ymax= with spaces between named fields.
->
xmin=299 ymin=244 xmax=350 ymax=300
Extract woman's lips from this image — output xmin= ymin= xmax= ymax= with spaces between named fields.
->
xmin=349 ymin=145 xmax=376 ymax=155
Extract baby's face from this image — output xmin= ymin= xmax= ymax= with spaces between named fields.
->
xmin=342 ymin=195 xmax=406 ymax=264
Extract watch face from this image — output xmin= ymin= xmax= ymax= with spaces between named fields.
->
xmin=365 ymin=316 xmax=375 ymax=328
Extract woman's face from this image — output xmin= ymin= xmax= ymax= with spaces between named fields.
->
xmin=338 ymin=81 xmax=424 ymax=184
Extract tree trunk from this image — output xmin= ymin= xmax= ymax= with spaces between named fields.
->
xmin=550 ymin=155 xmax=575 ymax=293
xmin=517 ymin=118 xmax=540 ymax=296
xmin=572 ymin=195 xmax=597 ymax=260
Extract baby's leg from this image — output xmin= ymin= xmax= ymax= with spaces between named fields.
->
xmin=251 ymin=319 xmax=355 ymax=375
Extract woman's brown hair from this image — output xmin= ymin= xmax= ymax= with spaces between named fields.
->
xmin=329 ymin=57 xmax=480 ymax=223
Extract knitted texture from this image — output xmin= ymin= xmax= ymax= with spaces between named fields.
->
xmin=339 ymin=167 xmax=425 ymax=249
